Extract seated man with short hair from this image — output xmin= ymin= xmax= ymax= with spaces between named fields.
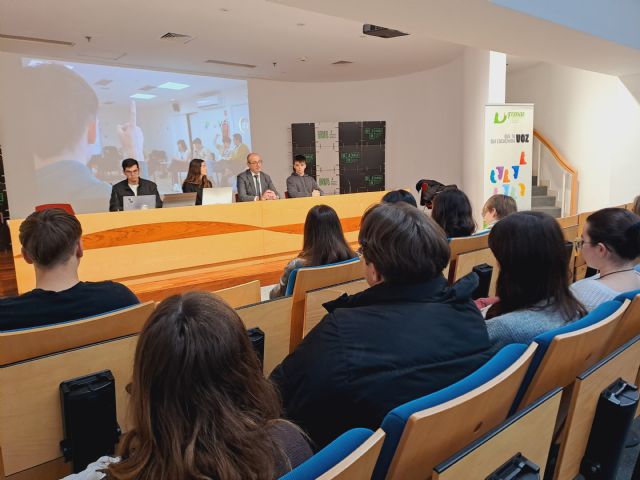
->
xmin=237 ymin=153 xmax=280 ymax=202
xmin=286 ymin=155 xmax=323 ymax=198
xmin=0 ymin=209 xmax=139 ymax=330
xmin=109 ymin=158 xmax=163 ymax=211
xmin=270 ymin=203 xmax=493 ymax=448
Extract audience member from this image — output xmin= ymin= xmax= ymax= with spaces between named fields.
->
xmin=109 ymin=158 xmax=163 ymax=211
xmin=633 ymin=195 xmax=640 ymax=216
xmin=0 ymin=209 xmax=138 ymax=330
xmin=270 ymin=205 xmax=356 ymax=299
xmin=67 ymin=292 xmax=311 ymax=480
xmin=286 ymin=155 xmax=323 ymax=198
xmin=570 ymin=208 xmax=640 ymax=311
xmin=270 ymin=203 xmax=493 ymax=448
xmin=182 ymin=158 xmax=213 ymax=205
xmin=481 ymin=194 xmax=517 ymax=228
xmin=381 ymin=189 xmax=417 ymax=207
xmin=431 ymin=188 xmax=476 ymax=237
xmin=485 ymin=211 xmax=587 ymax=348
xmin=237 ymin=153 xmax=280 ymax=201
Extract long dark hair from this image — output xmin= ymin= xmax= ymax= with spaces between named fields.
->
xmin=182 ymin=158 xmax=212 ymax=188
xmin=586 ymin=208 xmax=640 ymax=261
xmin=107 ymin=292 xmax=284 ymax=480
xmin=431 ymin=188 xmax=476 ymax=238
xmin=486 ymin=211 xmax=586 ymax=321
xmin=299 ymin=205 xmax=356 ymax=266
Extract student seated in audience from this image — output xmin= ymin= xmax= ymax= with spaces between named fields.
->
xmin=182 ymin=158 xmax=213 ymax=205
xmin=67 ymin=292 xmax=312 ymax=480
xmin=270 ymin=204 xmax=356 ymax=299
xmin=481 ymin=194 xmax=517 ymax=229
xmin=634 ymin=195 xmax=640 ymax=216
xmin=0 ymin=208 xmax=138 ymax=330
xmin=485 ymin=211 xmax=587 ymax=348
xmin=381 ymin=188 xmax=418 ymax=207
xmin=431 ymin=188 xmax=476 ymax=237
xmin=270 ymin=203 xmax=493 ymax=448
xmin=570 ymin=208 xmax=640 ymax=311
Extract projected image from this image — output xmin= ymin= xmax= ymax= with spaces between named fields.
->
xmin=15 ymin=57 xmax=251 ymax=213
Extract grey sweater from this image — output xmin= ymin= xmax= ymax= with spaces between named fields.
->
xmin=286 ymin=173 xmax=323 ymax=198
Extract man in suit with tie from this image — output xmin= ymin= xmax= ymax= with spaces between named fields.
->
xmin=237 ymin=153 xmax=280 ymax=202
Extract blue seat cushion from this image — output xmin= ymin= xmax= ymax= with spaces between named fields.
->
xmin=372 ymin=343 xmax=527 ymax=480
xmin=614 ymin=288 xmax=640 ymax=302
xmin=279 ymin=428 xmax=374 ymax=480
xmin=284 ymin=256 xmax=360 ymax=297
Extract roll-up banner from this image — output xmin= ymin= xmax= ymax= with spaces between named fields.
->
xmin=484 ymin=104 xmax=534 ymax=213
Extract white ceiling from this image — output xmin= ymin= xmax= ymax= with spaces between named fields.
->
xmin=1 ymin=0 xmax=638 ymax=83
xmin=0 ymin=0 xmax=463 ymax=82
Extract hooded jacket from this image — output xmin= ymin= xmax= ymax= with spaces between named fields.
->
xmin=270 ymin=273 xmax=493 ymax=449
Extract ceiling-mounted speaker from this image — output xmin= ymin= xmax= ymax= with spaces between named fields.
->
xmin=172 ymin=102 xmax=180 ymax=112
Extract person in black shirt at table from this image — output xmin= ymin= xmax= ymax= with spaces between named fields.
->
xmin=182 ymin=158 xmax=214 ymax=205
xmin=0 ymin=208 xmax=139 ymax=330
xmin=109 ymin=158 xmax=163 ymax=211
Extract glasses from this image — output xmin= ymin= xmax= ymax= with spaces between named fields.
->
xmin=248 ymin=160 xmax=263 ymax=166
xmin=124 ymin=169 xmax=139 ymax=176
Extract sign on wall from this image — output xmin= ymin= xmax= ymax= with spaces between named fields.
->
xmin=483 ymin=104 xmax=534 ymax=213
xmin=291 ymin=121 xmax=385 ymax=194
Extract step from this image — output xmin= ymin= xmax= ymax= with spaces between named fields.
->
xmin=532 ymin=206 xmax=562 ymax=218
xmin=532 ymin=195 xmax=557 ymax=207
xmin=531 ymin=185 xmax=548 ymax=196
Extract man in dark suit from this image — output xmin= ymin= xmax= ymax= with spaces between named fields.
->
xmin=236 ymin=153 xmax=280 ymax=202
xmin=109 ymin=158 xmax=163 ymax=211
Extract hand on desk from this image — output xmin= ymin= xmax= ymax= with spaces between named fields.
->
xmin=261 ymin=190 xmax=278 ymax=201
xmin=312 ymin=190 xmax=321 ymax=197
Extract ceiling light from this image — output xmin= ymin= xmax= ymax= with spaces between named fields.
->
xmin=205 ymin=59 xmax=256 ymax=68
xmin=158 ymin=82 xmax=190 ymax=90
xmin=130 ymin=93 xmax=156 ymax=100
xmin=296 ymin=23 xmax=305 ymax=27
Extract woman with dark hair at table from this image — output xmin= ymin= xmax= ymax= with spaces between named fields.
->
xmin=182 ymin=158 xmax=213 ymax=205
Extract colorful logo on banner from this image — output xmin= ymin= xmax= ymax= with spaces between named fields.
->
xmin=489 ymin=151 xmax=528 ymax=198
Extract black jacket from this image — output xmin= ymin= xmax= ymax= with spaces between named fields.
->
xmin=109 ymin=178 xmax=163 ymax=211
xmin=270 ymin=273 xmax=493 ymax=449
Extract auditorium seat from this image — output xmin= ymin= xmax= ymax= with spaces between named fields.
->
xmin=514 ymin=299 xmax=628 ymax=412
xmin=446 ymin=234 xmax=489 ymax=283
xmin=286 ymin=258 xmax=363 ymax=351
xmin=373 ymin=343 xmax=536 ymax=480
xmin=432 ymin=388 xmax=562 ymax=480
xmin=554 ymin=334 xmax=640 ymax=479
xmin=212 ymin=280 xmax=261 ymax=308
xmin=303 ymin=279 xmax=368 ymax=337
xmin=604 ymin=290 xmax=640 ymax=356
xmin=279 ymin=428 xmax=385 ymax=480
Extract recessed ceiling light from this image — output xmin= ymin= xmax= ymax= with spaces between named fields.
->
xmin=130 ymin=93 xmax=156 ymax=100
xmin=220 ymin=8 xmax=229 ymax=12
xmin=158 ymin=82 xmax=190 ymax=90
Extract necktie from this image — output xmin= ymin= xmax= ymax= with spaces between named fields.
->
xmin=254 ymin=174 xmax=262 ymax=197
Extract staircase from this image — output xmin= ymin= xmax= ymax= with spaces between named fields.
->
xmin=531 ymin=176 xmax=561 ymax=218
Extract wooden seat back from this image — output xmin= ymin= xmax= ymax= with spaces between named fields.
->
xmin=303 ymin=279 xmax=368 ymax=337
xmin=289 ymin=260 xmax=364 ymax=351
xmin=554 ymin=335 xmax=640 ymax=480
xmin=518 ymin=300 xmax=629 ymax=410
xmin=317 ymin=429 xmax=386 ymax=480
xmin=385 ymin=343 xmax=537 ymax=480
xmin=452 ymin=248 xmax=499 ymax=296
xmin=574 ymin=210 xmax=593 ymax=280
xmin=236 ymin=296 xmax=293 ymax=375
xmin=0 ymin=335 xmax=138 ymax=479
xmin=446 ymin=234 xmax=489 ymax=283
xmin=0 ymin=302 xmax=154 ymax=366
xmin=604 ymin=294 xmax=640 ymax=356
xmin=213 ymin=280 xmax=261 ymax=308
xmin=432 ymin=389 xmax=562 ymax=480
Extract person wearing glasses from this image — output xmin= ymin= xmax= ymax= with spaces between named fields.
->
xmin=570 ymin=208 xmax=640 ymax=311
xmin=237 ymin=153 xmax=280 ymax=202
xmin=109 ymin=158 xmax=163 ymax=211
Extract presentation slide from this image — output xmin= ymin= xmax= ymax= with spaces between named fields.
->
xmin=0 ymin=52 xmax=251 ymax=216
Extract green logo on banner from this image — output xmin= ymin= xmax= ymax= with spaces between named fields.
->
xmin=494 ymin=113 xmax=507 ymax=124
xmin=317 ymin=131 xmax=329 ymax=139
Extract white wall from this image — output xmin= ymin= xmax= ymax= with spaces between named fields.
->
xmin=507 ymin=63 xmax=640 ymax=211
xmin=248 ymin=58 xmax=464 ymax=198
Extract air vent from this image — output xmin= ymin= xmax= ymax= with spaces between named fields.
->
xmin=139 ymin=85 xmax=156 ymax=91
xmin=332 ymin=60 xmax=354 ymax=65
xmin=160 ymin=32 xmax=194 ymax=44
xmin=205 ymin=59 xmax=256 ymax=69
xmin=362 ymin=24 xmax=409 ymax=39
xmin=0 ymin=34 xmax=74 ymax=46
